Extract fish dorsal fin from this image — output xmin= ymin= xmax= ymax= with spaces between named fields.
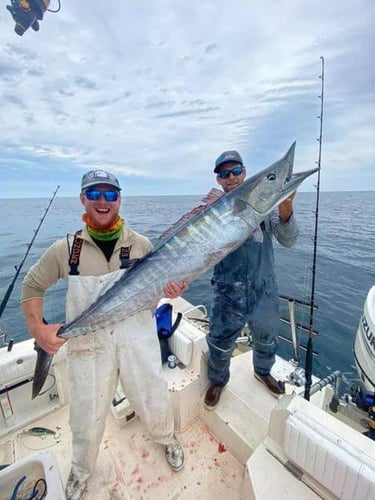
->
xmin=156 ymin=188 xmax=224 ymax=242
xmin=201 ymin=188 xmax=225 ymax=204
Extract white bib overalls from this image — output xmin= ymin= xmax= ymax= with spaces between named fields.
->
xmin=66 ymin=270 xmax=174 ymax=480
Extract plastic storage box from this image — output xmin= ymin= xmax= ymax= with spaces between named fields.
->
xmin=0 ymin=450 xmax=65 ymax=499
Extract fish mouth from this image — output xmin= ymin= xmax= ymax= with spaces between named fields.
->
xmin=245 ymin=165 xmax=318 ymax=216
xmin=282 ymin=167 xmax=319 ymax=197
xmin=286 ymin=142 xmax=296 ymax=182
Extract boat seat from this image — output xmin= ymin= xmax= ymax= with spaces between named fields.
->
xmin=283 ymin=409 xmax=375 ymax=499
xmin=0 ymin=341 xmax=36 ymax=387
xmin=266 ymin=394 xmax=375 ymax=500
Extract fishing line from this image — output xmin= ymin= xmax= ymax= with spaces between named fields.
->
xmin=16 ymin=436 xmax=60 ymax=451
xmin=17 ymin=426 xmax=61 ymax=450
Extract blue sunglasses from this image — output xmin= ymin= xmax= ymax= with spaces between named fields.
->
xmin=217 ymin=166 xmax=244 ymax=180
xmin=84 ymin=189 xmax=119 ymax=202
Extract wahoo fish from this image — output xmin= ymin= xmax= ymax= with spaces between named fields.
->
xmin=32 ymin=142 xmax=317 ymax=398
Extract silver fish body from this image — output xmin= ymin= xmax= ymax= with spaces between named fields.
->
xmin=32 ymin=143 xmax=317 ymax=398
xmin=58 ymin=142 xmax=316 ymax=338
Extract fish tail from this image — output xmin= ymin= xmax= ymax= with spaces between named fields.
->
xmin=32 ymin=341 xmax=53 ymax=399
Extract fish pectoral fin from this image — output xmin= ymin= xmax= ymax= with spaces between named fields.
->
xmin=233 ymin=200 xmax=262 ymax=242
xmin=233 ymin=198 xmax=248 ymax=215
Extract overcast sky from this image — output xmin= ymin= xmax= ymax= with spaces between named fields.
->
xmin=1 ymin=1 xmax=374 ymax=198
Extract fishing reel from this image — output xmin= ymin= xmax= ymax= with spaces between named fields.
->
xmin=6 ymin=0 xmax=59 ymax=36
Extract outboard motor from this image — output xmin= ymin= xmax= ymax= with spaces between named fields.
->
xmin=352 ymin=286 xmax=375 ymax=439
xmin=354 ymin=286 xmax=375 ymax=400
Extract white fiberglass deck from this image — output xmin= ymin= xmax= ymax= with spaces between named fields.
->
xmin=1 ymin=403 xmax=244 ymax=499
xmin=2 ymin=297 xmax=375 ymax=499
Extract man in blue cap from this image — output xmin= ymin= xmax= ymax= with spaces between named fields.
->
xmin=204 ymin=151 xmax=299 ymax=409
xmin=21 ymin=169 xmax=188 ymax=500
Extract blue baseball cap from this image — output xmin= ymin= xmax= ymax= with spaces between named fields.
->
xmin=214 ymin=151 xmax=243 ymax=173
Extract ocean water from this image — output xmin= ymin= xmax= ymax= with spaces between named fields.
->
xmin=1 ymin=191 xmax=374 ymax=393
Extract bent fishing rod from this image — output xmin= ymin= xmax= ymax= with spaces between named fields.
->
xmin=304 ymin=56 xmax=325 ymax=401
xmin=0 ymin=185 xmax=60 ymax=320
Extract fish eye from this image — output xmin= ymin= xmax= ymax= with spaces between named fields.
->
xmin=267 ymin=172 xmax=276 ymax=181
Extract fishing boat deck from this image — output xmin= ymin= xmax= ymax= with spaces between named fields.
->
xmin=1 ymin=399 xmax=246 ymax=499
xmin=0 ymin=349 xmax=324 ymax=500
xmin=2 ymin=298 xmax=375 ymax=499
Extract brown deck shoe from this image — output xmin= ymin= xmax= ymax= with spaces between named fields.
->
xmin=254 ymin=371 xmax=285 ymax=398
xmin=204 ymin=384 xmax=225 ymax=410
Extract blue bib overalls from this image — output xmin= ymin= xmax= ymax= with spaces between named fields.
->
xmin=207 ymin=225 xmax=280 ymax=386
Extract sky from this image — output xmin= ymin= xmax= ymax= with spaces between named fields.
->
xmin=0 ymin=1 xmax=374 ymax=198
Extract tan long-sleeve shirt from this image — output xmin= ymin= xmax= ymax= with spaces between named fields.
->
xmin=21 ymin=226 xmax=152 ymax=303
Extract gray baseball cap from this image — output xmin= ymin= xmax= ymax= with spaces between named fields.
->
xmin=214 ymin=151 xmax=243 ymax=173
xmin=81 ymin=170 xmax=121 ymax=191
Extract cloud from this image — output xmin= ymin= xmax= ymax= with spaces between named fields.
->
xmin=0 ymin=0 xmax=374 ymax=197
xmin=2 ymin=94 xmax=26 ymax=107
xmin=155 ymin=106 xmax=220 ymax=119
xmin=0 ymin=59 xmax=18 ymax=78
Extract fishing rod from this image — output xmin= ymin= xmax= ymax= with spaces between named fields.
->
xmin=304 ymin=56 xmax=325 ymax=401
xmin=0 ymin=185 xmax=60 ymax=320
